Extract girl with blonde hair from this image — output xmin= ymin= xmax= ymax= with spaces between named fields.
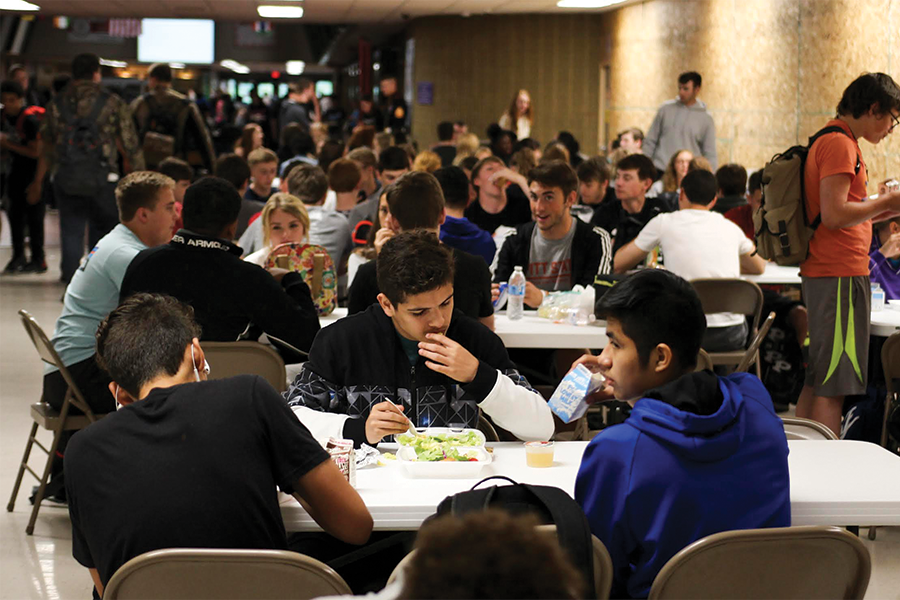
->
xmin=244 ymin=193 xmax=311 ymax=266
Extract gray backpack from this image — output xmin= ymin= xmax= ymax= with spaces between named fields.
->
xmin=54 ymin=92 xmax=111 ymax=197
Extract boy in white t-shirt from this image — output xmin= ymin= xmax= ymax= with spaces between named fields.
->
xmin=614 ymin=169 xmax=766 ymax=352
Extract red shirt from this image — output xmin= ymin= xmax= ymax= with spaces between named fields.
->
xmin=725 ymin=204 xmax=754 ymax=240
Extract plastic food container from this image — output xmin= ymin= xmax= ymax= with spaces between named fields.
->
xmin=395 ymin=427 xmax=487 ymax=448
xmin=525 ymin=441 xmax=555 ymax=468
xmin=397 ymin=445 xmax=492 ymax=479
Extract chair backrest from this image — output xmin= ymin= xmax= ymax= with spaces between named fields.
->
xmin=103 ymin=548 xmax=352 ymax=600
xmin=201 ymin=341 xmax=288 ymax=393
xmin=781 ymin=416 xmax=838 ymax=440
xmin=691 ymin=278 xmax=764 ymax=331
xmin=881 ymin=332 xmax=900 ymax=447
xmin=695 ymin=349 xmax=714 ymax=372
xmin=387 ymin=526 xmax=615 ymax=599
xmin=477 ymin=411 xmax=500 ymax=442
xmin=648 ymin=526 xmax=870 ymax=600
xmin=736 ymin=311 xmax=776 ymax=373
xmin=19 ymin=309 xmax=96 ymax=418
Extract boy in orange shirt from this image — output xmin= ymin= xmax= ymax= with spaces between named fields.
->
xmin=798 ymin=73 xmax=900 ymax=436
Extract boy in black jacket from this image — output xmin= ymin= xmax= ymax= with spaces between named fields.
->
xmin=494 ymin=160 xmax=612 ymax=308
xmin=286 ymin=231 xmax=554 ymax=446
xmin=121 ymin=177 xmax=319 ymax=362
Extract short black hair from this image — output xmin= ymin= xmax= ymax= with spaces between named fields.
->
xmin=318 ymin=140 xmax=345 ymax=173
xmin=715 ymin=163 xmax=748 ymax=197
xmin=433 ymin=166 xmax=470 ymax=210
xmin=387 ymin=171 xmax=445 ymax=230
xmin=214 ymin=153 xmax=251 ymax=191
xmin=72 ymin=53 xmax=100 ymax=80
xmin=528 ymin=160 xmax=579 ymax=199
xmin=458 ymin=155 xmax=478 ymax=171
xmin=96 ymin=293 xmax=201 ymax=398
xmin=616 ymin=153 xmax=656 ymax=182
xmin=52 ymin=73 xmax=71 ymax=94
xmin=597 ymin=269 xmax=705 ymax=371
xmin=681 ymin=169 xmax=718 ymax=205
xmin=748 ymin=169 xmax=763 ymax=194
xmin=0 ymin=81 xmax=24 ymax=97
xmin=379 ymin=146 xmax=411 ymax=172
xmin=157 ymin=157 xmax=193 ymax=183
xmin=678 ymin=71 xmax=702 ymax=87
xmin=437 ymin=121 xmax=454 ymax=142
xmin=836 ymin=72 xmax=900 ymax=119
xmin=556 ymin=131 xmax=580 ymax=160
xmin=181 ymin=176 xmax=242 ymax=237
xmin=576 ymin=156 xmax=611 ymax=184
xmin=148 ymin=63 xmax=173 ymax=83
xmin=377 ymin=231 xmax=454 ymax=306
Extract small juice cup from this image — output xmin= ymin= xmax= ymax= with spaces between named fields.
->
xmin=525 ymin=441 xmax=555 ymax=468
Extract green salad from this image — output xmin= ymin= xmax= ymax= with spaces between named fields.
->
xmin=397 ymin=432 xmax=483 ymax=462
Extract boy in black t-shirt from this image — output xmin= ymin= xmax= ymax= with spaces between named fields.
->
xmin=0 ymin=80 xmax=45 ymax=273
xmin=348 ymin=171 xmax=495 ymax=330
xmin=464 ymin=156 xmax=533 ymax=235
xmin=65 ymin=293 xmax=372 ymax=598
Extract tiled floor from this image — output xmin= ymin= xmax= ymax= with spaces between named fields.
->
xmin=1 ymin=219 xmax=899 ymax=599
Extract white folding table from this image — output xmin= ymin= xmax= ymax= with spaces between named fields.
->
xmin=320 ymin=308 xmax=606 ymax=350
xmin=742 ymin=264 xmax=802 ymax=286
xmin=280 ymin=440 xmax=900 ymax=531
xmin=871 ymin=308 xmax=900 ymax=338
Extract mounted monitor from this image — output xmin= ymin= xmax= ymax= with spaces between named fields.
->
xmin=138 ymin=19 xmax=215 ymax=65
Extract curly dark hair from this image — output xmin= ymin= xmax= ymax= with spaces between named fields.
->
xmin=399 ymin=510 xmax=583 ymax=600
xmin=96 ymin=294 xmax=201 ymax=398
xmin=376 ymin=231 xmax=454 ymax=306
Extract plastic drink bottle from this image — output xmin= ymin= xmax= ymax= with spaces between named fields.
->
xmin=508 ymin=266 xmax=526 ymax=321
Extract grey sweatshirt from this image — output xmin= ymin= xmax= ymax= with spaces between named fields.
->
xmin=644 ymin=99 xmax=717 ymax=171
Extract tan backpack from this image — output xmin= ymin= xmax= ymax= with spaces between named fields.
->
xmin=754 ymin=126 xmax=860 ymax=265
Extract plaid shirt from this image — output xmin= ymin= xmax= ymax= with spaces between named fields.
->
xmin=40 ymin=80 xmax=144 ymax=175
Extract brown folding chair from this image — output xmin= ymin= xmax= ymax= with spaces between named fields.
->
xmin=870 ymin=332 xmax=900 ymax=541
xmin=695 ymin=349 xmax=714 ymax=372
xmin=648 ymin=526 xmax=870 ymax=600
xmin=201 ymin=341 xmax=288 ymax=393
xmin=103 ymin=548 xmax=351 ymax=599
xmin=781 ymin=416 xmax=839 ymax=441
xmin=8 ymin=310 xmax=111 ymax=535
xmin=691 ymin=279 xmax=764 ymax=376
xmin=735 ymin=311 xmax=776 ymax=373
xmin=477 ymin=410 xmax=500 ymax=442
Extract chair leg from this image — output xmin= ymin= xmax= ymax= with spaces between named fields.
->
xmin=26 ymin=427 xmax=64 ymax=536
xmin=7 ymin=422 xmax=40 ymax=512
xmin=868 ymin=527 xmax=877 ymax=541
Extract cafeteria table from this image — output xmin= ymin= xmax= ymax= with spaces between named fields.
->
xmin=320 ymin=308 xmax=606 ymax=350
xmin=742 ymin=264 xmax=802 ymax=285
xmin=280 ymin=440 xmax=900 ymax=531
xmin=871 ymin=308 xmax=900 ymax=337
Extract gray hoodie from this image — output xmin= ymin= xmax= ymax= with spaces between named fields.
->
xmin=644 ymin=98 xmax=717 ymax=171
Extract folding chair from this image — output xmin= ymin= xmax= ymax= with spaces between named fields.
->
xmin=477 ymin=410 xmax=500 ymax=442
xmin=691 ymin=279 xmax=764 ymax=376
xmin=103 ymin=548 xmax=351 ymax=599
xmin=735 ymin=311 xmax=776 ymax=373
xmin=8 ymin=310 xmax=110 ymax=535
xmin=648 ymin=526 xmax=870 ymax=600
xmin=870 ymin=332 xmax=900 ymax=541
xmin=201 ymin=341 xmax=288 ymax=393
xmin=781 ymin=416 xmax=839 ymax=441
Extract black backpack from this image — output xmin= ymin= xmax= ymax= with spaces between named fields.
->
xmin=434 ymin=475 xmax=597 ymax=598
xmin=54 ymin=92 xmax=111 ymax=197
xmin=140 ymin=94 xmax=191 ymax=168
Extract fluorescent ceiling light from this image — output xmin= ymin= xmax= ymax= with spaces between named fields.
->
xmin=257 ymin=5 xmax=303 ymax=18
xmin=557 ymin=0 xmax=627 ymax=7
xmin=0 ymin=0 xmax=40 ymax=10
xmin=220 ymin=59 xmax=250 ymax=74
xmin=169 ymin=63 xmax=186 ymax=69
xmin=285 ymin=60 xmax=305 ymax=75
xmin=99 ymin=58 xmax=128 ymax=68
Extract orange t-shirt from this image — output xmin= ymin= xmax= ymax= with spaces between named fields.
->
xmin=801 ymin=119 xmax=869 ymax=277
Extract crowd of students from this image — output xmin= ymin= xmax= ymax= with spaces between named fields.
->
xmin=5 ymin=52 xmax=900 ymax=598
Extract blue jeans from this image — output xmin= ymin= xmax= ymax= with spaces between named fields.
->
xmin=55 ymin=181 xmax=118 ymax=283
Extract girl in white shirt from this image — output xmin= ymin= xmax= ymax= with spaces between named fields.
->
xmin=498 ymin=89 xmax=534 ymax=141
xmin=243 ymin=193 xmax=311 ymax=266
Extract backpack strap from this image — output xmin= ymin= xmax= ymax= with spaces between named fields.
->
xmin=804 ymin=125 xmax=862 ymax=231
xmin=85 ymin=92 xmax=109 ymax=124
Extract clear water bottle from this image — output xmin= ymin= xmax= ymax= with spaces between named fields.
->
xmin=508 ymin=266 xmax=526 ymax=321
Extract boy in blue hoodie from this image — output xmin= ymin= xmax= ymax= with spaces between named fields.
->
xmin=574 ymin=269 xmax=790 ymax=599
